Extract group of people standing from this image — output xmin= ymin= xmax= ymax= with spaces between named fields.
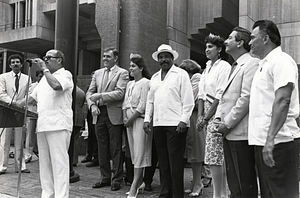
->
xmin=0 ymin=18 xmax=299 ymax=198
xmin=86 ymin=19 xmax=300 ymax=198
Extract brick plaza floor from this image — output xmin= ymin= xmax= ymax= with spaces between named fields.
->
xmin=0 ymin=154 xmax=214 ymax=198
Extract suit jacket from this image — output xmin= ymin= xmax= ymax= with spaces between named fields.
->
xmin=0 ymin=71 xmax=31 ymax=104
xmin=74 ymin=86 xmax=86 ymax=127
xmin=86 ymin=65 xmax=129 ymax=125
xmin=215 ymin=53 xmax=259 ymax=141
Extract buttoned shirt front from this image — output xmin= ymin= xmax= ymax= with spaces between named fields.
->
xmin=198 ymin=59 xmax=231 ymax=101
xmin=122 ymin=78 xmax=150 ymax=115
xmin=144 ymin=65 xmax=194 ymax=127
xmin=249 ymin=47 xmax=300 ymax=146
xmin=31 ymin=68 xmax=74 ymax=132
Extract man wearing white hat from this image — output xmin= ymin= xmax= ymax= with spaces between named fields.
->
xmin=144 ymin=44 xmax=194 ymax=198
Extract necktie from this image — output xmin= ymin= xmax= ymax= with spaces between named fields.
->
xmin=229 ymin=62 xmax=237 ymax=79
xmin=101 ymin=68 xmax=110 ymax=92
xmin=15 ymin=74 xmax=19 ymax=93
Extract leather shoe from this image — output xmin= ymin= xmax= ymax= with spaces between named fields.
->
xmin=144 ymin=183 xmax=152 ymax=191
xmin=86 ymin=161 xmax=99 ymax=167
xmin=92 ymin=182 xmax=111 ymax=188
xmin=111 ymin=183 xmax=121 ymax=191
xmin=15 ymin=169 xmax=30 ymax=173
xmin=81 ymin=157 xmax=92 ymax=163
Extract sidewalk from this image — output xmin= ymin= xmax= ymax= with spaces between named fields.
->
xmin=0 ymin=154 xmax=214 ymax=198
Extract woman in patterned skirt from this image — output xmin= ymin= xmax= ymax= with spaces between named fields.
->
xmin=197 ymin=33 xmax=231 ymax=198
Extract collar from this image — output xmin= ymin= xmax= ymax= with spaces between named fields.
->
xmin=52 ymin=67 xmax=65 ymax=75
xmin=263 ymin=46 xmax=281 ymax=62
xmin=11 ymin=71 xmax=21 ymax=78
xmin=106 ymin=65 xmax=116 ymax=72
xmin=236 ymin=53 xmax=251 ymax=66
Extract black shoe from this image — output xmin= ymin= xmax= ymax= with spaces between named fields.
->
xmin=144 ymin=183 xmax=152 ymax=191
xmin=15 ymin=169 xmax=30 ymax=173
xmin=81 ymin=157 xmax=92 ymax=163
xmin=111 ymin=183 xmax=121 ymax=191
xmin=92 ymin=182 xmax=111 ymax=188
xmin=202 ymin=178 xmax=212 ymax=188
xmin=86 ymin=161 xmax=99 ymax=167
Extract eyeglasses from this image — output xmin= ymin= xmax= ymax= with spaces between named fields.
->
xmin=43 ymin=55 xmax=60 ymax=61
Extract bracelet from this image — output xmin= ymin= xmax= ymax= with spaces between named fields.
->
xmin=43 ymin=68 xmax=50 ymax=73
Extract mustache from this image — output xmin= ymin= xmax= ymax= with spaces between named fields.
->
xmin=160 ymin=60 xmax=169 ymax=65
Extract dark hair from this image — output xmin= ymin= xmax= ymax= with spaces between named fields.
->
xmin=232 ymin=27 xmax=251 ymax=52
xmin=179 ymin=59 xmax=201 ymax=75
xmin=55 ymin=50 xmax=65 ymax=65
xmin=130 ymin=56 xmax=152 ymax=80
xmin=8 ymin=54 xmax=23 ymax=65
xmin=252 ymin=20 xmax=281 ymax=46
xmin=104 ymin=47 xmax=119 ymax=62
xmin=205 ymin=33 xmax=228 ymax=60
xmin=35 ymin=70 xmax=43 ymax=77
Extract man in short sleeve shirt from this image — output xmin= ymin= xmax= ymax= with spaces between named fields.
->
xmin=248 ymin=20 xmax=299 ymax=198
xmin=20 ymin=49 xmax=73 ymax=198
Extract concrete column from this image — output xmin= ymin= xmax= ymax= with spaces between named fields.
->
xmin=55 ymin=0 xmax=79 ymax=183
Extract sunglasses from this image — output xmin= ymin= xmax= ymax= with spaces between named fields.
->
xmin=43 ymin=55 xmax=60 ymax=61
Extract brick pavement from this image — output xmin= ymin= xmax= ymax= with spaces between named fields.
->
xmin=0 ymin=154 xmax=214 ymax=198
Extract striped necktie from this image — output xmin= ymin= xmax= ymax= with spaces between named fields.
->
xmin=101 ymin=68 xmax=110 ymax=92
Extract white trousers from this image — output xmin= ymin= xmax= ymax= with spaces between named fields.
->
xmin=0 ymin=127 xmax=26 ymax=172
xmin=37 ymin=130 xmax=71 ymax=198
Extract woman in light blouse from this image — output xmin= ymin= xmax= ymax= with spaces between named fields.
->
xmin=122 ymin=53 xmax=152 ymax=198
xmin=197 ymin=33 xmax=231 ymax=198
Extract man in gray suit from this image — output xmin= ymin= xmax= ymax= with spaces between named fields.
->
xmin=0 ymin=54 xmax=31 ymax=174
xmin=214 ymin=27 xmax=259 ymax=197
xmin=86 ymin=47 xmax=129 ymax=191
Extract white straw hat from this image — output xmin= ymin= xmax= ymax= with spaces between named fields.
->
xmin=152 ymin=44 xmax=179 ymax=61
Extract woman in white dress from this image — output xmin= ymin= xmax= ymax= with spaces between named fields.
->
xmin=122 ymin=53 xmax=152 ymax=198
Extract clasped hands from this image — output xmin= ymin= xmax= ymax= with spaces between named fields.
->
xmin=89 ymin=93 xmax=103 ymax=116
xmin=143 ymin=121 xmax=187 ymax=135
xmin=211 ymin=118 xmax=230 ymax=137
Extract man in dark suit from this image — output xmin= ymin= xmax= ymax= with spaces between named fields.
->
xmin=214 ymin=27 xmax=259 ymax=197
xmin=0 ymin=54 xmax=31 ymax=174
xmin=86 ymin=47 xmax=129 ymax=191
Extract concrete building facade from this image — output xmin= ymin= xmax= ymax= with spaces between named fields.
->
xmin=0 ymin=0 xmax=299 ymax=87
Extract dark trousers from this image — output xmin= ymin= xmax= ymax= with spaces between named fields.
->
xmin=154 ymin=126 xmax=187 ymax=198
xmin=223 ymin=139 xmax=258 ymax=198
xmin=95 ymin=106 xmax=124 ymax=184
xmin=144 ymin=138 xmax=159 ymax=185
xmin=86 ymin=110 xmax=98 ymax=162
xmin=255 ymin=141 xmax=299 ymax=198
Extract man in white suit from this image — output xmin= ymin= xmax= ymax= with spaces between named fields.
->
xmin=214 ymin=27 xmax=259 ymax=197
xmin=0 ymin=54 xmax=31 ymax=174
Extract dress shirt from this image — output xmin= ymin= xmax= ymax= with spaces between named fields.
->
xmin=31 ymin=68 xmax=74 ymax=132
xmin=144 ymin=65 xmax=194 ymax=126
xmin=198 ymin=59 xmax=231 ymax=101
xmin=249 ymin=47 xmax=300 ymax=145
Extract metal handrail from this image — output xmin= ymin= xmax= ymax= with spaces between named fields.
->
xmin=0 ymin=19 xmax=32 ymax=32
